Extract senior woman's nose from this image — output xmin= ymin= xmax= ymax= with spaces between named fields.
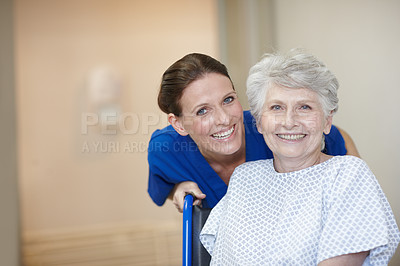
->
xmin=282 ymin=109 xmax=298 ymax=128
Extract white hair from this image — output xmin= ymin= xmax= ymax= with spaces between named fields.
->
xmin=246 ymin=49 xmax=339 ymax=124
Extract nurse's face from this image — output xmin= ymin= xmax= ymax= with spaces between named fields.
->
xmin=171 ymin=73 xmax=244 ymax=157
xmin=259 ymin=85 xmax=332 ymax=161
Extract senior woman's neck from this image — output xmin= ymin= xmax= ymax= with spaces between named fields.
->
xmin=272 ymin=152 xmax=332 ymax=173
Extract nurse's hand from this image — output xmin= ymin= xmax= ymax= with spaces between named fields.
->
xmin=169 ymin=181 xmax=206 ymax=213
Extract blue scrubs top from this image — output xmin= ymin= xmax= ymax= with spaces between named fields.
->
xmin=147 ymin=111 xmax=346 ymax=208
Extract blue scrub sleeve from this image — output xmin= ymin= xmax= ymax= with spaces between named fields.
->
xmin=147 ymin=133 xmax=179 ymax=206
xmin=324 ymin=125 xmax=347 ymax=156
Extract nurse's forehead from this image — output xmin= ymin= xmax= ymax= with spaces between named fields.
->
xmin=181 ymin=76 xmax=234 ymax=102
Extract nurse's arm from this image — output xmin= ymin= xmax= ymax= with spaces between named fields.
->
xmin=318 ymin=251 xmax=368 ymax=266
xmin=337 ymin=127 xmax=361 ymax=158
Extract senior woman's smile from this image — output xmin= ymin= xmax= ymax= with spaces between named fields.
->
xmin=276 ymin=134 xmax=306 ymax=141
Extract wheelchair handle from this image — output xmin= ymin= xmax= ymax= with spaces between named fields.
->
xmin=182 ymin=194 xmax=193 ymax=266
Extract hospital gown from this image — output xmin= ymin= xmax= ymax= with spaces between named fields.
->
xmin=200 ymin=156 xmax=400 ymax=265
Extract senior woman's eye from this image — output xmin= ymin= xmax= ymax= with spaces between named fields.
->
xmin=196 ymin=108 xmax=207 ymax=116
xmin=223 ymin=96 xmax=234 ymax=104
xmin=300 ymin=105 xmax=311 ymax=110
xmin=271 ymin=105 xmax=282 ymax=110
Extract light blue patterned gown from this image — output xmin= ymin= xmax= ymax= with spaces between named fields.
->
xmin=200 ymin=156 xmax=400 ymax=266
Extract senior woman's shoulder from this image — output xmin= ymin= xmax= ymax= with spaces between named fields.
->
xmin=329 ymin=155 xmax=374 ymax=180
xmin=334 ymin=155 xmax=367 ymax=166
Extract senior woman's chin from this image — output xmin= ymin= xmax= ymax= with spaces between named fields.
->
xmin=271 ymin=139 xmax=325 ymax=159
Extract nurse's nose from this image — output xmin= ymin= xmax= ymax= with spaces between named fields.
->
xmin=214 ymin=107 xmax=230 ymax=126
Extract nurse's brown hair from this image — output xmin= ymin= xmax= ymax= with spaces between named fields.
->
xmin=158 ymin=53 xmax=233 ymax=116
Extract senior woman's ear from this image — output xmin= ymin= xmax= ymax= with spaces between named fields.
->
xmin=168 ymin=113 xmax=189 ymax=136
xmin=256 ymin=122 xmax=263 ymax=134
xmin=323 ymin=115 xmax=333 ymax=135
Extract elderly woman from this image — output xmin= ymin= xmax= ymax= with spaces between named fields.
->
xmin=200 ymin=49 xmax=400 ymax=265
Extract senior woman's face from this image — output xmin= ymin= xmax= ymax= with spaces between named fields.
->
xmin=175 ymin=73 xmax=244 ymax=157
xmin=259 ymin=85 xmax=332 ymax=160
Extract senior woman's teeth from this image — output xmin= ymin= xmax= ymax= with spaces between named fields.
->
xmin=278 ymin=134 xmax=306 ymax=140
xmin=212 ymin=126 xmax=234 ymax=140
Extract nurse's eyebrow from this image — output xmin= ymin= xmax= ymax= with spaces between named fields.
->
xmin=189 ymin=91 xmax=236 ymax=113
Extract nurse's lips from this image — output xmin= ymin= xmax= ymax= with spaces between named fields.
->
xmin=211 ymin=125 xmax=235 ymax=140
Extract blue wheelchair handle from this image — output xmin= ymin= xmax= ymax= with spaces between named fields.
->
xmin=182 ymin=194 xmax=193 ymax=266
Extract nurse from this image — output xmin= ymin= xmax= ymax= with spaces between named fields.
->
xmin=147 ymin=53 xmax=359 ymax=211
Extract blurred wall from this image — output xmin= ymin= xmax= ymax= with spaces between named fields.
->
xmin=0 ymin=0 xmax=20 ymax=265
xmin=218 ymin=0 xmax=275 ymax=108
xmin=15 ymin=0 xmax=219 ymax=232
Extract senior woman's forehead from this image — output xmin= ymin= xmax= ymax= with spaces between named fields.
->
xmin=266 ymin=85 xmax=317 ymax=96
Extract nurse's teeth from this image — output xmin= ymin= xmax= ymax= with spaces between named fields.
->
xmin=277 ymin=134 xmax=305 ymax=140
xmin=212 ymin=126 xmax=234 ymax=139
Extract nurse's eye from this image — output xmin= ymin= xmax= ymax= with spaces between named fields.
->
xmin=196 ymin=108 xmax=207 ymax=116
xmin=223 ymin=96 xmax=234 ymax=104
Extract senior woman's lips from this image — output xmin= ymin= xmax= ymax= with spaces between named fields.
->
xmin=277 ymin=134 xmax=306 ymax=141
xmin=211 ymin=125 xmax=235 ymax=140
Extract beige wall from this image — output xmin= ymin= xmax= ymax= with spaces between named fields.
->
xmin=15 ymin=0 xmax=219 ymax=233
xmin=218 ymin=0 xmax=275 ymax=109
xmin=0 ymin=0 xmax=20 ymax=265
